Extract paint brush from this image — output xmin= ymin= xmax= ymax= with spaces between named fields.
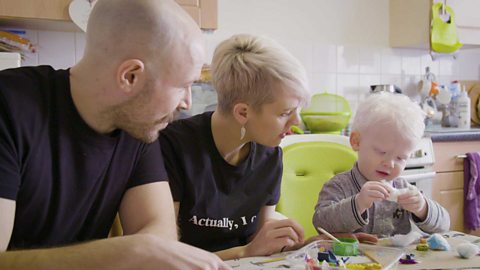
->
xmin=316 ymin=226 xmax=341 ymax=243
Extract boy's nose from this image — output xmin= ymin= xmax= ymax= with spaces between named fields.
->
xmin=383 ymin=159 xmax=395 ymax=168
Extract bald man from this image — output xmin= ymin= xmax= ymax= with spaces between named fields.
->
xmin=0 ymin=0 xmax=230 ymax=269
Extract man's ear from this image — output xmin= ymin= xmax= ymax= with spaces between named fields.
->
xmin=116 ymin=59 xmax=145 ymax=94
xmin=232 ymin=103 xmax=249 ymax=126
xmin=350 ymin=131 xmax=360 ymax=151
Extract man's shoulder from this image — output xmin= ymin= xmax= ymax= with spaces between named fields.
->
xmin=0 ymin=65 xmax=58 ymax=83
xmin=0 ymin=65 xmax=62 ymax=99
xmin=160 ymin=112 xmax=211 ymax=141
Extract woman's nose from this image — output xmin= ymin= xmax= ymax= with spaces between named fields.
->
xmin=291 ymin=111 xmax=301 ymax=125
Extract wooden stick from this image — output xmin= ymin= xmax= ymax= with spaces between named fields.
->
xmin=361 ymin=249 xmax=380 ymax=264
xmin=316 ymin=227 xmax=341 ymax=242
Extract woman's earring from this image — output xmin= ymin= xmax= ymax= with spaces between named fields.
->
xmin=240 ymin=126 xmax=246 ymax=140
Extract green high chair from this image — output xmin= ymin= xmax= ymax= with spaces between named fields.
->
xmin=276 ymin=134 xmax=357 ymax=238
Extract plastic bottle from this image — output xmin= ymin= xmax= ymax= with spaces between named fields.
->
xmin=457 ymin=85 xmax=471 ymax=129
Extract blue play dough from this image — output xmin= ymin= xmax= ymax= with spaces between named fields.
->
xmin=427 ymin=233 xmax=451 ymax=251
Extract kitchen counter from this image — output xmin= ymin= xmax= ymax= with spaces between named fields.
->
xmin=425 ymin=125 xmax=480 ymax=142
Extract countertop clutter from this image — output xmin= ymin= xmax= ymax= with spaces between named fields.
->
xmin=424 ymin=79 xmax=480 ymax=142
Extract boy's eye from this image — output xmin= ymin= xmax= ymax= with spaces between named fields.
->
xmin=375 ymin=148 xmax=386 ymax=155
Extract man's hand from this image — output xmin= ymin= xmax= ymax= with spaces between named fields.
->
xmin=153 ymin=238 xmax=232 ymax=270
xmin=244 ymin=219 xmax=304 ymax=256
xmin=355 ymin=181 xmax=390 ymax=213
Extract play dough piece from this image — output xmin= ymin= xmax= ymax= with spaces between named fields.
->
xmin=457 ymin=242 xmax=480 ymax=259
xmin=382 ymin=180 xmax=415 ymax=202
xmin=427 ymin=233 xmax=451 ymax=251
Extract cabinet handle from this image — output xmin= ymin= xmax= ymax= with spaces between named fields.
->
xmin=456 ymin=154 xmax=467 ymax=159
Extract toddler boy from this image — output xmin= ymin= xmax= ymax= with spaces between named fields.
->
xmin=313 ymin=92 xmax=450 ymax=236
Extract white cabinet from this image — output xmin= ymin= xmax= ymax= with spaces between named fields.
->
xmin=448 ymin=0 xmax=480 ymax=45
xmin=390 ymin=0 xmax=480 ymax=49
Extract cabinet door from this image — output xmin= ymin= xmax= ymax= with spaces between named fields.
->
xmin=448 ymin=0 xmax=480 ymax=45
xmin=432 ymin=171 xmax=465 ymax=232
xmin=433 ymin=141 xmax=479 ymax=173
xmin=0 ymin=0 xmax=70 ymax=21
xmin=0 ymin=0 xmax=216 ymax=31
xmin=176 ymin=0 xmax=217 ymax=30
xmin=448 ymin=0 xmax=480 ymax=28
xmin=390 ymin=0 xmax=480 ymax=48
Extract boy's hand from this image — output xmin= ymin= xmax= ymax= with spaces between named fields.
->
xmin=244 ymin=219 xmax=304 ymax=256
xmin=397 ymin=186 xmax=428 ymax=220
xmin=356 ymin=181 xmax=390 ymax=213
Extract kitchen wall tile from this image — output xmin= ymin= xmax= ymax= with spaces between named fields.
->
xmin=37 ymin=31 xmax=75 ymax=69
xmin=400 ymin=48 xmax=423 ymax=75
xmin=402 ymin=75 xmax=422 ymax=98
xmin=358 ymin=46 xmax=381 ymax=74
xmin=337 ymin=45 xmax=359 ymax=74
xmin=457 ymin=49 xmax=480 ymax=80
xmin=380 ymin=74 xmax=402 ymax=88
xmin=380 ymin=48 xmax=402 ymax=75
xmin=202 ymin=32 xmax=227 ymax=64
xmin=420 ymin=54 xmax=440 ymax=77
xmin=279 ymin=40 xmax=313 ymax=74
xmin=312 ymin=44 xmax=337 ymax=73
xmin=337 ymin=74 xmax=359 ymax=111
xmin=438 ymin=58 xmax=460 ymax=76
xmin=74 ymin=32 xmax=86 ymax=63
xmin=309 ymin=73 xmax=336 ymax=94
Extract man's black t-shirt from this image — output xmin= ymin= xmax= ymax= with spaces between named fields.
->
xmin=0 ymin=66 xmax=167 ymax=249
xmin=159 ymin=112 xmax=282 ymax=252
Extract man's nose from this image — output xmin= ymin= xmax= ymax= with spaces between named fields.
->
xmin=178 ymin=87 xmax=192 ymax=111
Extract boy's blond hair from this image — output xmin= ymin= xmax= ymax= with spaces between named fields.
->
xmin=351 ymin=92 xmax=425 ymax=142
xmin=211 ymin=34 xmax=310 ymax=113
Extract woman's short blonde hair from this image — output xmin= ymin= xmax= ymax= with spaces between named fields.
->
xmin=211 ymin=34 xmax=310 ymax=113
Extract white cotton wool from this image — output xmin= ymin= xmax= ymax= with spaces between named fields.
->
xmin=457 ymin=242 xmax=480 ymax=259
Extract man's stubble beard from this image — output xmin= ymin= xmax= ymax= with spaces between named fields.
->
xmin=109 ymin=85 xmax=165 ymax=143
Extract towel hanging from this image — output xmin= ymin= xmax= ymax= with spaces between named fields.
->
xmin=464 ymin=152 xmax=480 ymax=231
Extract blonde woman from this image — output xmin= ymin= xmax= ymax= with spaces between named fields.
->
xmin=159 ymin=34 xmax=311 ymax=260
